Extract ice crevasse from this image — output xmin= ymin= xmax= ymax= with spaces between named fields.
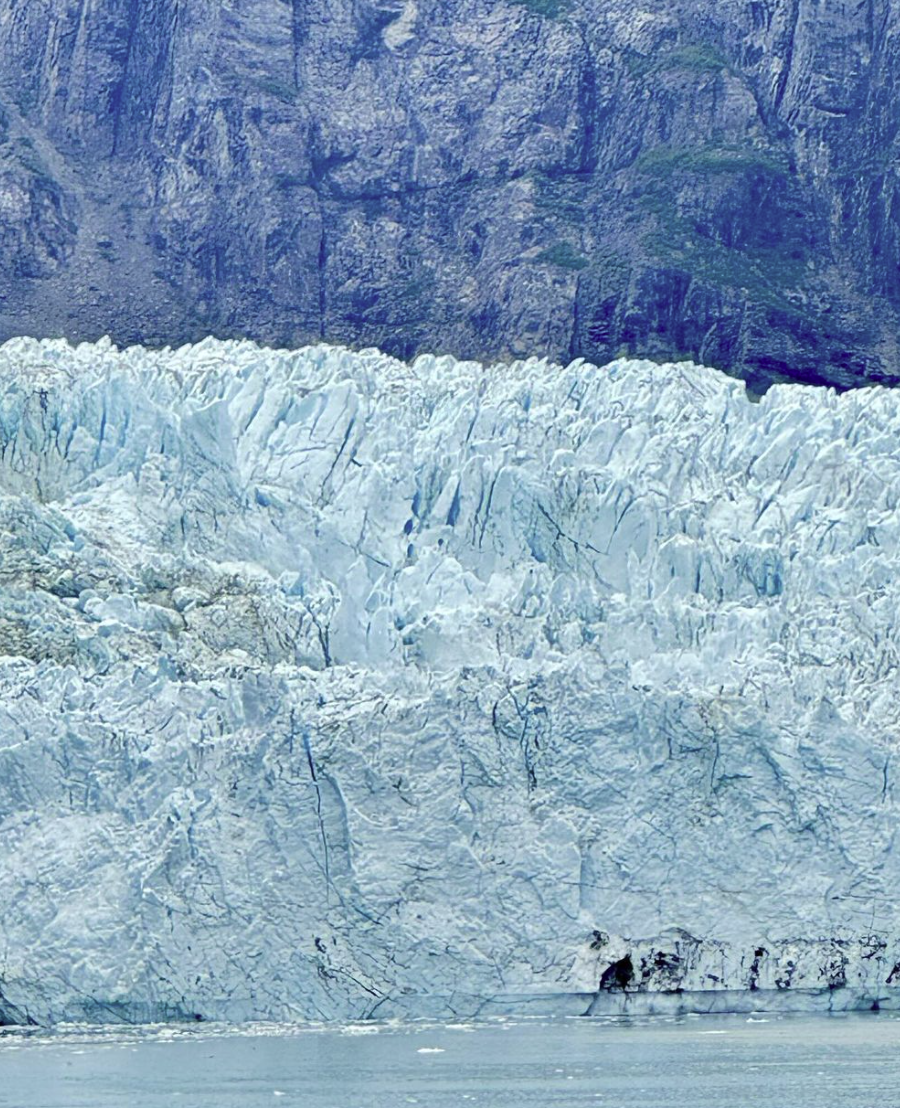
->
xmin=0 ymin=335 xmax=898 ymax=1024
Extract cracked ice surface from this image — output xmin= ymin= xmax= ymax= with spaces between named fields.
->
xmin=0 ymin=336 xmax=898 ymax=1024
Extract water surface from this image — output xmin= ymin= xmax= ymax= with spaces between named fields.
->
xmin=1 ymin=1013 xmax=896 ymax=1107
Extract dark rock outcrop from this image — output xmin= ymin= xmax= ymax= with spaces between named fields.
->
xmin=1 ymin=0 xmax=899 ymax=390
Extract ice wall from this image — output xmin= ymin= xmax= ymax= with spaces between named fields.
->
xmin=0 ymin=336 xmax=898 ymax=1024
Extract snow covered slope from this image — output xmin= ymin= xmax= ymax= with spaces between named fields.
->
xmin=0 ymin=336 xmax=898 ymax=1024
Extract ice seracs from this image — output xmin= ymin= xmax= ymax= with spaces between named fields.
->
xmin=0 ymin=335 xmax=898 ymax=1024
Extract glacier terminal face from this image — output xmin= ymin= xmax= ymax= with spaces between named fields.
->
xmin=0 ymin=336 xmax=898 ymax=1024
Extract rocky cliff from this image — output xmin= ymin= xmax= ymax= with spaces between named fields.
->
xmin=0 ymin=337 xmax=898 ymax=1023
xmin=1 ymin=1 xmax=900 ymax=390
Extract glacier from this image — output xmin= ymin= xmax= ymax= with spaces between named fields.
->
xmin=0 ymin=335 xmax=898 ymax=1025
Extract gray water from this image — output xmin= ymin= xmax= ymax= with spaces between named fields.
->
xmin=1 ymin=1014 xmax=898 ymax=1108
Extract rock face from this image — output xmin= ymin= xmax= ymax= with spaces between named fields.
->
xmin=0 ymin=336 xmax=899 ymax=1023
xmin=2 ymin=1 xmax=900 ymax=390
